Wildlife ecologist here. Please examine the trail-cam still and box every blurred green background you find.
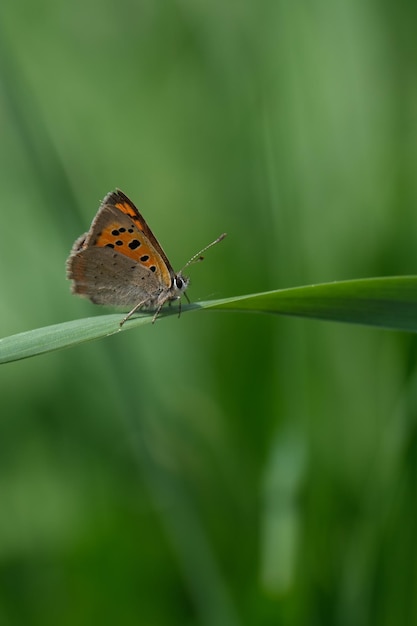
[1,1,417,625]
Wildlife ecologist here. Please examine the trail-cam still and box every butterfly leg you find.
[119,299,149,327]
[176,292,190,318]
[151,304,164,324]
[168,296,186,318]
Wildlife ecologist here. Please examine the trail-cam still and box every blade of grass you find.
[208,276,417,330]
[2,276,417,364]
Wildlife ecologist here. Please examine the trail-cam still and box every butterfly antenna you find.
[181,233,227,273]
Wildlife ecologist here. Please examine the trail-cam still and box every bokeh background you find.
[1,1,417,625]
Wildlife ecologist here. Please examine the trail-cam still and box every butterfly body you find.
[67,190,223,325]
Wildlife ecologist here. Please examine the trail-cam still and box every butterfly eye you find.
[175,277,183,289]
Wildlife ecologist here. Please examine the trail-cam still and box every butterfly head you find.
[170,272,190,301]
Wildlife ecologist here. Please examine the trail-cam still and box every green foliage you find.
[1,1,417,625]
[3,277,417,364]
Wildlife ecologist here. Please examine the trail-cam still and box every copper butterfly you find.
[67,189,226,325]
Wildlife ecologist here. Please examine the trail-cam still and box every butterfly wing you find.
[109,190,174,270]
[67,190,174,307]
[68,243,164,306]
[86,190,174,282]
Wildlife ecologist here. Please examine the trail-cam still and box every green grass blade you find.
[2,276,417,364]
[207,276,417,330]
[0,315,125,364]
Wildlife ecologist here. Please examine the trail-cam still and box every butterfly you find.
[67,189,226,326]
